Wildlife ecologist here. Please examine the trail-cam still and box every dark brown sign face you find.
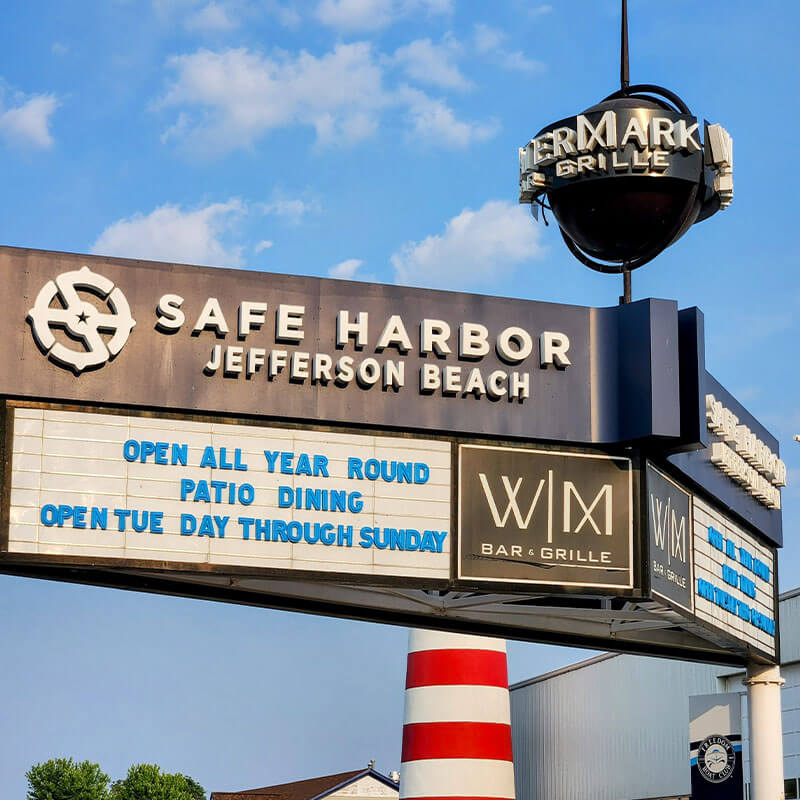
[458,444,633,589]
[0,246,684,445]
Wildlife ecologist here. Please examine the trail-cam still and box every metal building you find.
[510,589,800,800]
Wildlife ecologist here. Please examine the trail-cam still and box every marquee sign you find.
[0,246,785,667]
[6,407,451,580]
[644,462,778,660]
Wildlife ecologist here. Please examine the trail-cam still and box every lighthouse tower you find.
[400,629,516,800]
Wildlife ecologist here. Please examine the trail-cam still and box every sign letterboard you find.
[6,407,451,581]
[692,495,777,658]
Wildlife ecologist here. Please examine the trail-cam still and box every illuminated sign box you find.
[7,407,451,581]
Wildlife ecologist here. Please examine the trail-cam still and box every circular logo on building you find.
[697,735,736,783]
[27,266,136,374]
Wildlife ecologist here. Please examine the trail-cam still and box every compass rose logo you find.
[27,266,136,373]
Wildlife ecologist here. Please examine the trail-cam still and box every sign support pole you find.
[620,0,629,91]
[744,663,785,800]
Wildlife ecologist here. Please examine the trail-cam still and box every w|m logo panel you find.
[459,445,633,589]
[646,463,693,612]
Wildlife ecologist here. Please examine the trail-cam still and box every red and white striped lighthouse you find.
[400,629,515,800]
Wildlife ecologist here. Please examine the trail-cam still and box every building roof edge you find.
[509,652,620,692]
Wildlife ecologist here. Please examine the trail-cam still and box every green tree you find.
[109,763,205,800]
[26,757,110,800]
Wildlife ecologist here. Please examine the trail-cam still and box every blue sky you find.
[2,0,800,796]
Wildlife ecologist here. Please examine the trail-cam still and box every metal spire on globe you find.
[519,0,734,302]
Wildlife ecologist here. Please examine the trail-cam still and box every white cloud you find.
[529,4,553,17]
[316,0,452,32]
[51,42,68,56]
[401,88,498,148]
[160,111,190,144]
[153,0,183,14]
[185,2,238,30]
[473,23,546,74]
[254,239,274,252]
[153,0,180,16]
[473,23,503,54]
[0,91,59,149]
[264,0,301,27]
[261,197,316,224]
[392,37,470,91]
[154,0,245,32]
[91,199,246,266]
[500,51,546,74]
[158,44,389,149]
[317,0,394,30]
[156,0,301,29]
[328,258,364,279]
[158,44,497,151]
[391,200,544,290]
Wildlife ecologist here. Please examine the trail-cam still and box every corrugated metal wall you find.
[510,653,721,800]
[779,593,800,664]
[780,664,800,782]
[511,591,800,800]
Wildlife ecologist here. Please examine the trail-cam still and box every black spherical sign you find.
[519,88,733,273]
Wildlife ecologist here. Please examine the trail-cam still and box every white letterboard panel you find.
[692,495,777,657]
[7,407,451,580]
